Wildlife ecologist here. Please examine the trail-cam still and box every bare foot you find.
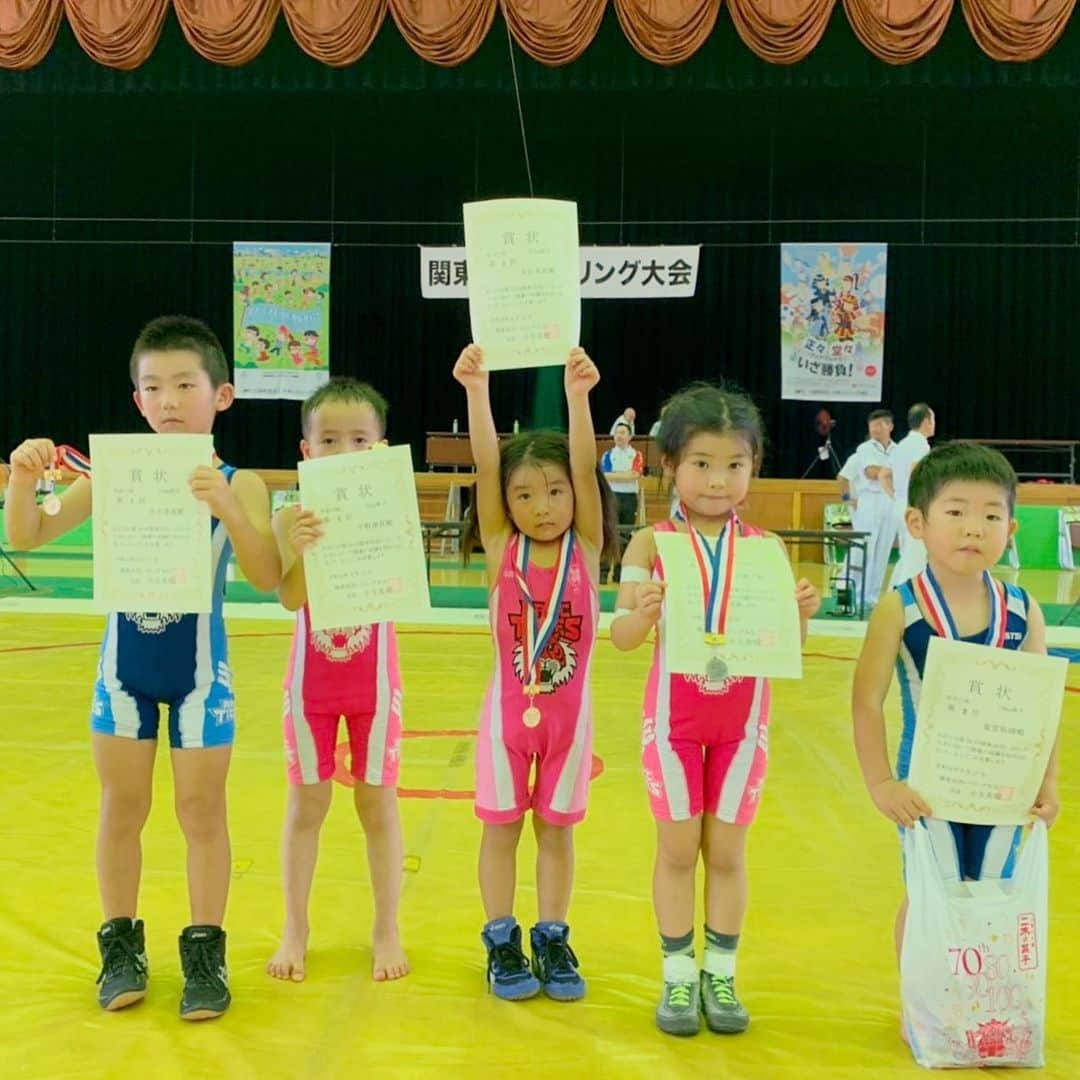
[266,929,308,982]
[372,932,409,981]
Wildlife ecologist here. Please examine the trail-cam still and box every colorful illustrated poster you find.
[233,242,331,400]
[780,243,887,402]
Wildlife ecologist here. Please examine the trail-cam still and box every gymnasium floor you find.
[2,592,1078,1079]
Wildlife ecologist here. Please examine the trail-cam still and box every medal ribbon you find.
[55,445,92,476]
[513,530,575,688]
[915,565,1006,647]
[680,504,737,641]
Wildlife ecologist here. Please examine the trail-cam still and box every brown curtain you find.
[843,0,952,64]
[726,0,835,64]
[502,0,605,66]
[962,0,1075,60]
[4,0,1080,70]
[387,0,497,66]
[172,0,280,65]
[64,1,169,69]
[0,0,62,69]
[282,0,386,65]
[612,0,720,65]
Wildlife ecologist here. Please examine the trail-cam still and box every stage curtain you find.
[502,0,606,66]
[386,0,497,66]
[1,1,1079,67]
[612,0,720,65]
[172,0,280,66]
[726,0,835,65]
[843,0,953,64]
[962,0,1075,60]
[0,0,62,69]
[282,0,386,66]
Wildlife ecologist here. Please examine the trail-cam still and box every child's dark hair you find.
[301,377,388,437]
[130,315,229,388]
[868,408,893,423]
[463,430,620,565]
[613,421,631,435]
[908,441,1017,515]
[655,382,764,473]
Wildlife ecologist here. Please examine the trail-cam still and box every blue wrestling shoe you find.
[481,917,541,1001]
[530,921,586,1001]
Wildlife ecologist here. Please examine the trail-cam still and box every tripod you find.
[801,435,843,479]
[0,543,35,591]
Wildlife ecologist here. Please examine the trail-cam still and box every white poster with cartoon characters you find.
[780,243,887,402]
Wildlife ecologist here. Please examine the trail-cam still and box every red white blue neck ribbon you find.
[513,530,575,687]
[680,504,737,642]
[56,445,91,476]
[915,565,1006,647]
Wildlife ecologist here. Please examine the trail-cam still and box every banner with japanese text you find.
[420,245,700,299]
[780,243,887,402]
[233,242,331,400]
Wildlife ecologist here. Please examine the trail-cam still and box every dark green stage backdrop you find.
[1,10,1077,478]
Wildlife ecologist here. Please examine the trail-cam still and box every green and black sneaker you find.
[96,917,148,1011]
[179,925,230,1021]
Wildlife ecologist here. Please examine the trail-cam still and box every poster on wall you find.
[232,242,331,400]
[780,243,887,402]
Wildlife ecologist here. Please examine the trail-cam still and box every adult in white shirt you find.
[851,409,897,606]
[838,433,872,605]
[882,402,935,587]
[610,407,636,436]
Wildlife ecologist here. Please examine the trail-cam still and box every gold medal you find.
[522,706,541,728]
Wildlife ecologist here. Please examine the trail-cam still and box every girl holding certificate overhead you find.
[453,344,618,1003]
[611,384,820,1038]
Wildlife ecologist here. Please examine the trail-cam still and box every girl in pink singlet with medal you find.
[611,384,820,1037]
[453,345,619,1003]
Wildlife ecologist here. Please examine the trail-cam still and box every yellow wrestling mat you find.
[2,613,1078,1079]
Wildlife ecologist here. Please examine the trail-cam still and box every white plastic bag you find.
[901,821,1048,1069]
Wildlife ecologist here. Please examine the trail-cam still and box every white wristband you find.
[619,565,651,584]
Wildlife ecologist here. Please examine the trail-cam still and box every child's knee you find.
[657,837,700,874]
[175,791,227,840]
[289,784,333,831]
[352,782,398,830]
[703,842,745,876]
[533,817,573,852]
[100,787,152,832]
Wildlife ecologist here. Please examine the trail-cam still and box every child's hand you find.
[634,581,665,626]
[288,509,324,556]
[564,348,599,396]
[453,345,487,389]
[189,465,239,519]
[870,778,932,828]
[1030,780,1059,828]
[795,578,821,620]
[9,438,57,482]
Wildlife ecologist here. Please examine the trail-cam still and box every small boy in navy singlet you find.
[853,442,1059,1011]
[4,316,281,1020]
